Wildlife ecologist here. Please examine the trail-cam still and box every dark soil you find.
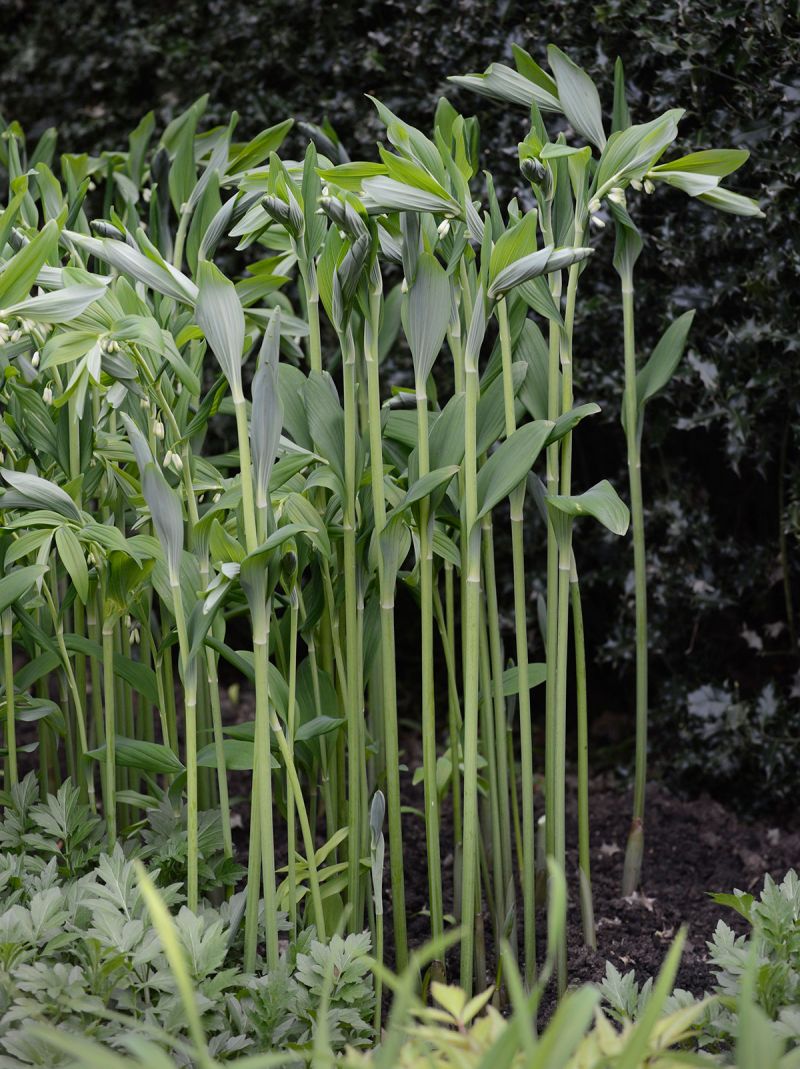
[226,697,799,1011]
[385,731,800,1013]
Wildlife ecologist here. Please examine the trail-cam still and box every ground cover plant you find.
[0,36,780,1068]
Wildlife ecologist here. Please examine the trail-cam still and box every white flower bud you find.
[31,351,40,368]
[212,492,221,503]
[644,179,655,195]
[590,214,606,230]
[140,396,151,409]
[175,382,182,395]
[401,277,408,294]
[608,187,626,206]
[130,627,140,646]
[152,419,165,440]
[124,615,132,630]
[588,196,601,215]
[10,330,21,343]
[164,449,174,468]
[437,218,451,238]
[322,185,330,196]
[88,181,96,192]
[42,385,53,404]
[142,187,152,203]
[338,229,346,239]
[631,179,643,192]
[171,452,184,474]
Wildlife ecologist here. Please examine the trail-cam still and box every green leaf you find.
[361,176,459,216]
[1,283,107,323]
[400,466,460,512]
[402,252,451,385]
[229,119,294,172]
[55,526,88,604]
[698,186,765,218]
[547,45,607,151]
[0,219,59,308]
[88,737,184,775]
[197,739,255,771]
[475,421,552,523]
[448,63,560,113]
[195,260,245,401]
[64,634,159,708]
[0,468,82,522]
[631,309,695,418]
[67,231,198,304]
[295,715,345,743]
[500,662,547,697]
[612,57,631,134]
[546,403,601,445]
[652,148,750,177]
[546,479,630,537]
[595,110,683,191]
[142,465,184,582]
[0,565,46,614]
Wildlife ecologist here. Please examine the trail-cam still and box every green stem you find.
[416,383,444,948]
[460,338,481,995]
[570,561,595,948]
[2,611,16,789]
[342,332,363,929]
[497,295,536,985]
[170,578,198,911]
[102,619,116,846]
[621,276,648,896]
[364,304,408,969]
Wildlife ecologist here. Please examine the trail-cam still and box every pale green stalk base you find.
[570,571,596,948]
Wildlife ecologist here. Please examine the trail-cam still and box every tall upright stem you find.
[460,327,481,995]
[342,333,363,928]
[497,296,536,985]
[571,560,595,948]
[364,305,408,968]
[621,276,648,895]
[416,384,444,948]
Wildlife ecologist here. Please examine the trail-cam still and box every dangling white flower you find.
[130,627,140,646]
[42,385,53,405]
[164,449,175,468]
[644,179,655,195]
[31,351,40,368]
[608,186,626,207]
[590,215,606,230]
[170,452,184,474]
[142,187,152,203]
[588,196,602,216]
[401,277,408,294]
[437,218,451,239]
[212,492,221,503]
[152,419,165,440]
[631,179,643,192]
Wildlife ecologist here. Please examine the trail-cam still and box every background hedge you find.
[2,0,798,812]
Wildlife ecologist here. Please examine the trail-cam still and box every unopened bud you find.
[42,385,53,404]
[164,449,174,468]
[401,277,408,294]
[644,179,655,195]
[212,492,221,503]
[437,218,451,239]
[152,419,165,440]
[31,351,40,368]
[590,214,606,230]
[608,187,626,206]
[130,627,140,645]
[322,185,330,196]
[142,187,152,203]
[10,330,21,343]
[588,196,601,215]
[171,452,184,474]
[631,179,643,192]
[140,396,151,409]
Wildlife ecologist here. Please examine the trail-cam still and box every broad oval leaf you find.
[547,45,607,151]
[195,260,245,401]
[475,420,552,523]
[546,479,630,536]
